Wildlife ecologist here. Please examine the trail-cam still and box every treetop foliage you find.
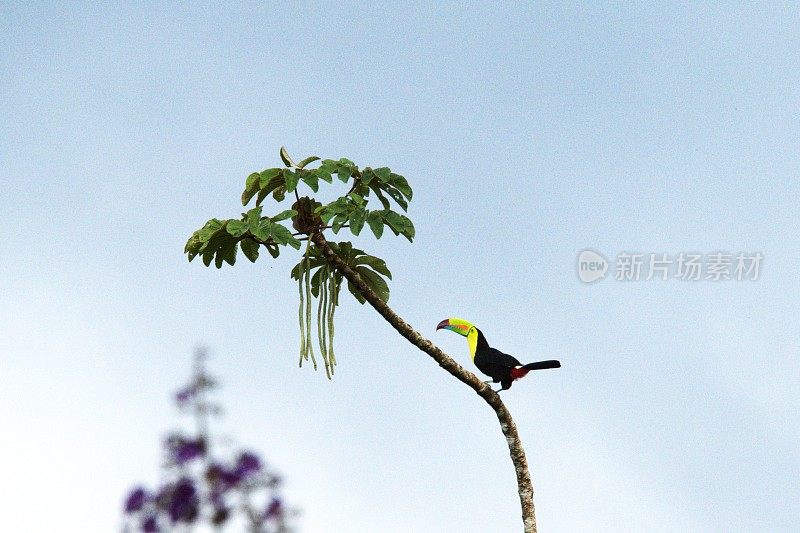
[185,147,414,268]
[185,148,415,377]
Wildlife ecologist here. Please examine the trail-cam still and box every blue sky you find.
[1,2,798,532]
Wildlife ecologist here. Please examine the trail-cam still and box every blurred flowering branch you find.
[122,348,295,532]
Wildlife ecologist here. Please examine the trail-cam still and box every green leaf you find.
[349,192,365,205]
[310,267,324,297]
[259,168,282,187]
[337,167,351,182]
[355,266,390,302]
[335,197,351,211]
[384,186,408,211]
[361,168,375,185]
[198,219,224,241]
[319,199,348,225]
[271,209,297,222]
[268,223,288,244]
[351,181,370,199]
[319,160,337,174]
[226,219,248,237]
[316,168,333,183]
[300,171,319,192]
[246,206,263,227]
[347,279,367,304]
[369,184,391,209]
[256,188,271,206]
[242,172,261,205]
[272,187,286,202]
[284,169,300,193]
[240,238,259,262]
[198,221,229,252]
[336,241,354,259]
[303,253,327,271]
[270,224,300,249]
[319,208,337,225]
[331,213,348,233]
[400,215,415,242]
[374,167,391,182]
[280,146,295,167]
[266,243,280,258]
[215,238,238,268]
[366,211,383,239]
[389,173,412,199]
[349,209,365,236]
[382,210,405,234]
[354,254,392,278]
[297,155,320,169]
[251,219,271,241]
[185,234,203,261]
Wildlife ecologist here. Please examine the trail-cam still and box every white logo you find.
[577,249,608,283]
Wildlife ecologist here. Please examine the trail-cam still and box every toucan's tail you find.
[510,360,561,380]
[522,360,561,371]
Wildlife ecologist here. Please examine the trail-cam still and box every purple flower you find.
[175,386,195,406]
[167,478,199,524]
[235,451,262,478]
[166,435,206,464]
[124,487,148,513]
[141,515,159,532]
[221,469,242,487]
[176,439,205,463]
[265,497,283,520]
[207,463,242,490]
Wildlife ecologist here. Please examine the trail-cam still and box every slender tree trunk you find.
[311,232,538,533]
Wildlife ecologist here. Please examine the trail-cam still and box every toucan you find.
[436,318,561,391]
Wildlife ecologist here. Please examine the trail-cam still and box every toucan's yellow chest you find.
[467,328,478,361]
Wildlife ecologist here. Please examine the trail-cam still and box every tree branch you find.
[311,232,537,533]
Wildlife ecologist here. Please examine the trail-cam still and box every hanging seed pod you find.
[304,253,316,370]
[298,260,306,366]
[292,245,352,378]
[318,269,331,378]
[297,240,317,370]
[327,273,338,367]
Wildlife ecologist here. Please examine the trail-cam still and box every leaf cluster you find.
[291,242,392,304]
[186,148,415,269]
[184,206,300,267]
[241,149,415,240]
[185,147,417,373]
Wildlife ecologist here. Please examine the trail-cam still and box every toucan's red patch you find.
[510,366,530,380]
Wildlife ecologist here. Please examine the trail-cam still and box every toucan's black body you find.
[474,329,561,391]
[436,318,561,390]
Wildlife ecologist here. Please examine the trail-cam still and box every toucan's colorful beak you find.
[436,317,474,337]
